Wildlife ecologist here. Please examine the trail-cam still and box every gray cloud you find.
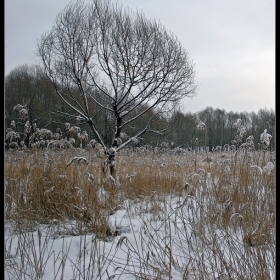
[5,0,275,113]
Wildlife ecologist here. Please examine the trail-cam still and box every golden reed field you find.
[5,146,275,279]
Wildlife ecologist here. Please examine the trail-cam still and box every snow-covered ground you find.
[5,190,275,280]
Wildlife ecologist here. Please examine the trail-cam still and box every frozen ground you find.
[5,192,275,280]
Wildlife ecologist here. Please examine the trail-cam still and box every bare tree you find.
[36,0,197,178]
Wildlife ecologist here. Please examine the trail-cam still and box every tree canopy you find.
[36,0,197,176]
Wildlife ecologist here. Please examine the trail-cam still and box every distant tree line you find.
[5,64,275,151]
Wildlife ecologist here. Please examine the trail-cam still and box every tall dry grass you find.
[5,146,275,279]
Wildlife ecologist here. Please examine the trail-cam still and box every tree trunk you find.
[107,147,117,179]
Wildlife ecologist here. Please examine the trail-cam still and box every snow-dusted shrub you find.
[47,139,73,149]
[173,147,187,155]
[131,137,139,145]
[233,118,247,146]
[160,141,169,149]
[31,139,47,149]
[33,128,53,141]
[213,145,222,152]
[5,130,21,144]
[10,120,16,129]
[263,162,274,175]
[23,121,31,134]
[113,137,122,147]
[77,131,89,148]
[7,141,19,149]
[223,144,230,152]
[13,104,28,119]
[68,126,81,138]
[195,118,206,130]
[260,129,272,151]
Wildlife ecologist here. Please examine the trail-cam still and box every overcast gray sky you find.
[5,0,275,114]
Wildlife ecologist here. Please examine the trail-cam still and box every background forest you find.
[5,64,275,152]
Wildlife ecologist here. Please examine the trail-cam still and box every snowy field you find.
[5,146,275,279]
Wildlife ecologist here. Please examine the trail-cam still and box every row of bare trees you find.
[5,64,275,151]
[167,107,275,151]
